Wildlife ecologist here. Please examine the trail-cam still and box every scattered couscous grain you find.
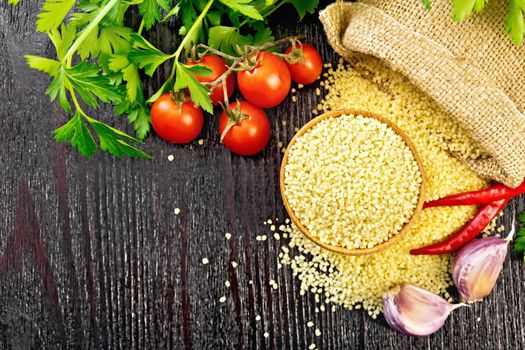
[225,280,231,288]
[292,95,297,103]
[263,332,269,338]
[201,258,209,265]
[284,113,422,249]
[315,329,321,337]
[307,321,314,327]
[198,139,204,146]
[174,208,181,215]
[231,261,238,269]
[256,315,261,321]
[167,155,174,161]
[278,57,489,316]
[219,296,227,303]
[225,232,231,240]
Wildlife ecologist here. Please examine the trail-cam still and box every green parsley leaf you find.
[284,0,319,20]
[128,34,171,76]
[178,1,205,49]
[139,0,172,30]
[89,118,152,159]
[66,62,124,107]
[121,64,142,103]
[48,23,76,61]
[219,0,263,20]
[24,55,61,77]
[108,54,130,72]
[53,113,98,157]
[126,104,151,140]
[8,0,21,4]
[252,27,274,46]
[506,0,525,45]
[452,0,487,22]
[173,63,213,113]
[78,26,133,59]
[208,26,252,56]
[206,11,223,26]
[47,67,72,113]
[518,211,525,223]
[514,211,525,256]
[36,0,76,33]
[422,0,432,11]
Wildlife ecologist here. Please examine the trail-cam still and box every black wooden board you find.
[1,1,524,349]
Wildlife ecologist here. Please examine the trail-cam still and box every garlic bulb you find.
[452,219,515,303]
[383,283,464,336]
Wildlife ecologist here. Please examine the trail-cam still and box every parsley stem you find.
[137,19,145,35]
[155,0,214,96]
[172,0,215,63]
[64,0,120,67]
[69,87,89,120]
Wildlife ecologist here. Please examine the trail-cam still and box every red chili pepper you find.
[410,198,509,255]
[424,180,525,208]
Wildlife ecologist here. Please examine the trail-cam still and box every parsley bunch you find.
[12,0,319,158]
[423,0,525,45]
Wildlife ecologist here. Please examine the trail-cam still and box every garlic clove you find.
[383,283,463,336]
[452,237,509,303]
[452,217,515,303]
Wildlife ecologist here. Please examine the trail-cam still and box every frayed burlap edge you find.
[320,2,525,188]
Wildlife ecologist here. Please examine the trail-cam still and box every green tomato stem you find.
[64,0,120,67]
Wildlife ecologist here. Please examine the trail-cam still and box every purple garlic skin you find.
[383,283,462,337]
[452,236,509,303]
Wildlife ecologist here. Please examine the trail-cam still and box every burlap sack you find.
[319,0,525,188]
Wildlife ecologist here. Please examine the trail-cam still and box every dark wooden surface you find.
[1,1,525,349]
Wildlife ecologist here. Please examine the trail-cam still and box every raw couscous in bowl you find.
[280,109,426,255]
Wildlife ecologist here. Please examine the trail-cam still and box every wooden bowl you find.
[280,109,426,256]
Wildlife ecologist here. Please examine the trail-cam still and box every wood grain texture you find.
[0,1,524,349]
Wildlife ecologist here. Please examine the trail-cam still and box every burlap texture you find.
[319,0,525,188]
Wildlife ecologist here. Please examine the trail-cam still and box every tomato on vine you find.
[150,93,203,144]
[237,52,291,108]
[186,54,235,106]
[219,101,271,156]
[285,43,323,85]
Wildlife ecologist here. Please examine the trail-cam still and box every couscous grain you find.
[278,57,489,315]
[284,114,422,249]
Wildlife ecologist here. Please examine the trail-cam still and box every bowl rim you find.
[279,109,427,256]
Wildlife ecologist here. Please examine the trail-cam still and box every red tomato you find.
[237,52,291,108]
[219,101,271,156]
[150,93,203,144]
[285,43,323,85]
[186,54,235,106]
